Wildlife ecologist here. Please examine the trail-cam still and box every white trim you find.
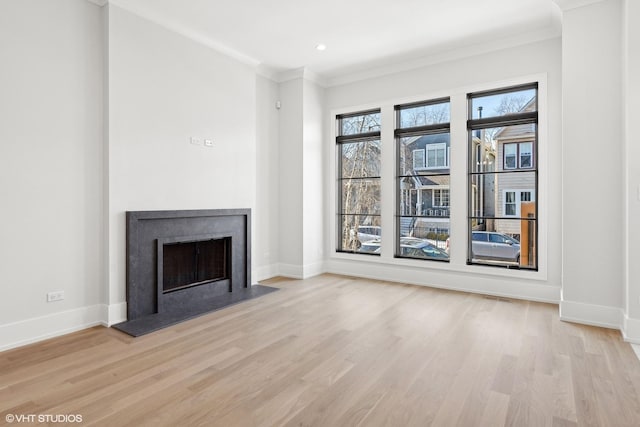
[552,0,607,12]
[325,31,560,88]
[302,261,327,279]
[277,263,304,279]
[275,67,328,87]
[413,148,425,169]
[277,262,327,280]
[559,299,623,330]
[425,142,448,169]
[0,305,107,352]
[254,264,279,283]
[107,1,261,69]
[86,0,108,6]
[622,315,640,344]
[327,258,559,303]
[107,302,127,326]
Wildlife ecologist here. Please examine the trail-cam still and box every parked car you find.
[358,237,448,260]
[359,239,382,254]
[471,231,520,263]
[355,226,382,243]
[398,237,449,260]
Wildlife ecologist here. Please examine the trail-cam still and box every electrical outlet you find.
[47,290,64,302]
[204,139,213,147]
[190,137,202,146]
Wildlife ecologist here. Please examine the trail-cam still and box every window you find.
[413,149,425,169]
[504,144,517,169]
[504,190,536,217]
[520,142,533,168]
[468,83,538,270]
[433,189,450,207]
[336,110,381,254]
[396,98,450,261]
[505,191,517,216]
[426,143,448,168]
[504,142,534,169]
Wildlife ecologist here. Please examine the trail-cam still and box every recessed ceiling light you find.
[315,44,327,51]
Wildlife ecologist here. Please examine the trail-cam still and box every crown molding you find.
[552,0,606,11]
[272,67,328,87]
[324,25,561,88]
[107,0,260,68]
[86,0,108,6]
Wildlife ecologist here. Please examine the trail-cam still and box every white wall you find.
[302,79,325,276]
[0,0,105,350]
[277,79,304,274]
[107,5,257,322]
[255,75,280,281]
[624,0,640,335]
[324,38,563,302]
[560,0,623,325]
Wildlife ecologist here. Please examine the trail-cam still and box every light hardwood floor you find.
[2,274,640,426]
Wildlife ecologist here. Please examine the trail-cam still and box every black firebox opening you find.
[162,237,231,293]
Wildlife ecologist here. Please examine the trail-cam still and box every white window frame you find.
[425,143,448,169]
[503,189,536,217]
[432,188,450,207]
[504,142,534,170]
[504,144,517,170]
[413,149,425,169]
[519,142,533,168]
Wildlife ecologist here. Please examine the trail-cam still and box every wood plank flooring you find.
[2,274,640,426]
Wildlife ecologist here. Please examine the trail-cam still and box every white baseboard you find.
[622,315,640,344]
[277,262,327,280]
[302,261,327,279]
[254,264,279,283]
[559,299,623,330]
[107,302,127,326]
[0,304,107,352]
[327,258,560,303]
[277,263,303,279]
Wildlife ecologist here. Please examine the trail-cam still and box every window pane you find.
[470,87,536,119]
[399,177,449,217]
[399,134,450,175]
[340,180,381,215]
[398,236,449,261]
[412,149,425,169]
[398,101,450,128]
[470,124,536,173]
[504,144,517,169]
[340,140,381,178]
[520,142,533,168]
[469,219,536,269]
[470,172,536,219]
[338,215,381,253]
[340,112,381,136]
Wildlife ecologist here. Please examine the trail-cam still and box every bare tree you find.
[340,115,381,251]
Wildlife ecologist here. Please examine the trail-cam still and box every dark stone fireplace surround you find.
[112,209,277,336]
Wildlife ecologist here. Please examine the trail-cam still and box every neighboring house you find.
[493,98,536,239]
[470,132,497,224]
[400,133,452,237]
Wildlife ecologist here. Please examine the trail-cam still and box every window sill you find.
[329,250,548,282]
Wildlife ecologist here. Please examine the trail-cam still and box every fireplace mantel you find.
[113,209,276,336]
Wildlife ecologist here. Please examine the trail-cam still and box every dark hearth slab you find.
[112,285,278,337]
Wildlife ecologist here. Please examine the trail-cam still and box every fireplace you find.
[112,209,277,337]
[160,236,231,294]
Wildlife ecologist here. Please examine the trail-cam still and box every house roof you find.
[415,175,450,187]
[403,133,450,150]
[494,96,536,141]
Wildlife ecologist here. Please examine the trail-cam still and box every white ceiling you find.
[108,0,562,82]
